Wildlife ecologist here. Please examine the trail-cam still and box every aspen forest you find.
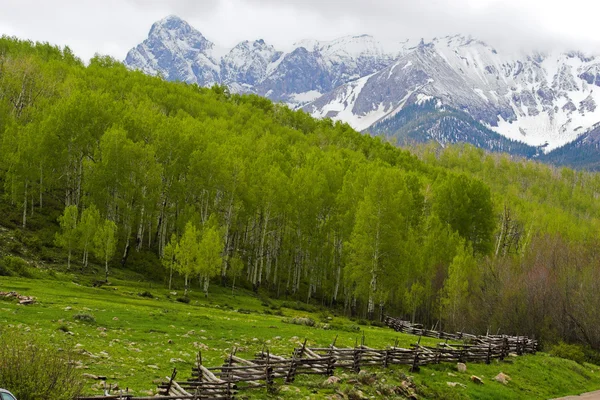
[3,36,600,352]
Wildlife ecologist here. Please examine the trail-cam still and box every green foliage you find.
[549,342,587,364]
[0,255,31,277]
[3,37,600,350]
[54,205,78,269]
[0,328,84,400]
[93,219,117,281]
[72,312,96,324]
[282,317,316,327]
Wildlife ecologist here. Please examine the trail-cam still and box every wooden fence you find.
[77,315,538,400]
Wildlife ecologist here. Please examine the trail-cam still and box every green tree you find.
[55,205,79,270]
[162,234,177,290]
[93,219,117,282]
[441,242,481,331]
[197,215,224,297]
[433,174,495,254]
[228,256,244,296]
[175,222,201,296]
[78,204,100,270]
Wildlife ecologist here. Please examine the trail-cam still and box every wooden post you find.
[486,343,492,365]
[196,351,203,382]
[410,349,420,373]
[265,350,275,394]
[166,368,177,394]
[352,347,361,373]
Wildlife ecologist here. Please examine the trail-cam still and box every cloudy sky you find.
[1,0,599,61]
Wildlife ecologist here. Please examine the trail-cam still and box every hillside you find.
[2,274,600,398]
[3,36,600,397]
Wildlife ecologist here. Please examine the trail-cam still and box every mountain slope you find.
[541,122,600,170]
[304,36,600,152]
[370,100,539,157]
[124,16,600,166]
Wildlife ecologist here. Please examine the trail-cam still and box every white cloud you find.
[0,0,598,62]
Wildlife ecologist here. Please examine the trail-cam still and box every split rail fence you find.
[76,315,537,400]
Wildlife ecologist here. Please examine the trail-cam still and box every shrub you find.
[0,328,84,400]
[73,312,96,324]
[0,255,32,277]
[176,296,191,304]
[282,317,316,327]
[281,301,318,313]
[549,342,586,364]
[370,320,386,328]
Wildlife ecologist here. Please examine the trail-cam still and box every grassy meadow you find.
[2,271,600,399]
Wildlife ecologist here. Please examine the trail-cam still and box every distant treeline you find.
[2,37,600,350]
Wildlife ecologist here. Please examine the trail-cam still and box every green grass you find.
[1,273,600,399]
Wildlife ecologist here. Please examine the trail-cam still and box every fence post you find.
[410,349,420,373]
[166,368,177,394]
[352,347,361,373]
[486,343,492,365]
[266,350,275,394]
[196,351,203,382]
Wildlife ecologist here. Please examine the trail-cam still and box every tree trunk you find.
[22,181,27,228]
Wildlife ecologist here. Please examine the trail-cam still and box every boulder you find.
[470,375,484,384]
[457,362,467,372]
[494,372,511,385]
[324,376,341,385]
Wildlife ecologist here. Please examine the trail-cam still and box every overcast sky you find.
[1,0,599,61]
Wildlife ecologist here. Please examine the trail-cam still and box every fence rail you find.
[77,315,537,400]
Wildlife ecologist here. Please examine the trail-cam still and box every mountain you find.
[370,100,539,157]
[541,122,600,170]
[305,36,600,153]
[125,15,399,108]
[125,15,224,86]
[125,16,600,166]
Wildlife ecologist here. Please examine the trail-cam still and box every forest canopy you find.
[2,37,600,349]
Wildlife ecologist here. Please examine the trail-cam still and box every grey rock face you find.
[125,15,220,86]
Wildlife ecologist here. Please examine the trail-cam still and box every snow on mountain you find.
[125,15,223,86]
[125,17,600,155]
[125,18,400,107]
[221,39,281,87]
[305,35,600,151]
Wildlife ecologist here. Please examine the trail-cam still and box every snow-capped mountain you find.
[305,36,600,151]
[125,15,400,107]
[126,15,225,86]
[125,16,600,160]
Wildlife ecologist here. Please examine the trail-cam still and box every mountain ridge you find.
[124,15,600,165]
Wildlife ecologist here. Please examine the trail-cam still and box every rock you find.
[147,364,160,370]
[470,375,484,384]
[64,306,72,311]
[457,362,467,372]
[494,372,511,385]
[324,376,341,385]
[97,327,107,331]
[447,372,456,377]
[112,317,119,321]
[83,373,99,379]
[447,381,467,388]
